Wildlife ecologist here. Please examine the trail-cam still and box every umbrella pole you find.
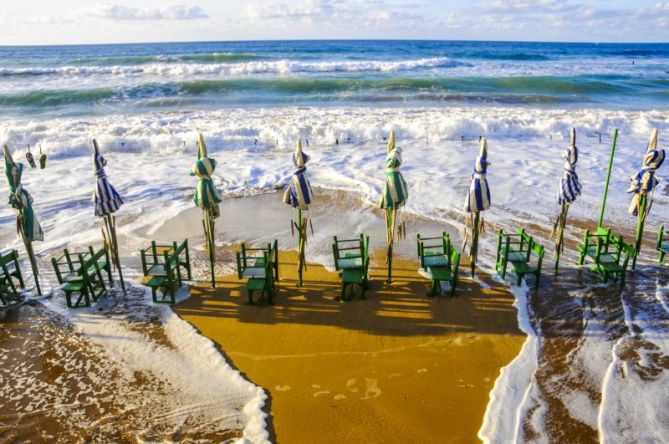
[470,212,480,277]
[104,214,125,290]
[386,209,395,283]
[204,210,216,288]
[554,202,568,275]
[23,238,41,296]
[598,129,619,228]
[297,208,304,287]
[632,195,647,270]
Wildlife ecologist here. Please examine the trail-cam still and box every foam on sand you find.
[39,287,269,443]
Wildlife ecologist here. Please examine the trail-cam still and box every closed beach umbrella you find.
[379,129,408,283]
[463,138,491,277]
[3,145,43,295]
[283,139,314,286]
[191,133,222,287]
[552,128,582,274]
[92,140,125,290]
[627,129,665,269]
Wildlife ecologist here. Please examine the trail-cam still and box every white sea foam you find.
[0,57,458,79]
[41,287,269,443]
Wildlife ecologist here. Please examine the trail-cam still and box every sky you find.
[0,0,667,45]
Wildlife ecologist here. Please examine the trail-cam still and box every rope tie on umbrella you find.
[627,149,664,217]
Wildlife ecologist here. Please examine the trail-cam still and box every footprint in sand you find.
[275,385,291,392]
[334,394,346,400]
[313,391,331,397]
[312,384,321,389]
[361,378,382,400]
[417,368,428,374]
[346,379,359,393]
[388,373,401,379]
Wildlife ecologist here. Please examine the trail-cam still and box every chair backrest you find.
[0,250,19,268]
[332,234,367,269]
[417,232,452,268]
[450,248,460,276]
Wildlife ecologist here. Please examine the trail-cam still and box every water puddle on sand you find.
[0,286,263,443]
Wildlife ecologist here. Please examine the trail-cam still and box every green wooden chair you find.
[0,250,24,305]
[658,226,669,264]
[416,233,460,296]
[236,240,279,305]
[52,247,109,308]
[576,226,631,284]
[140,239,191,304]
[597,243,635,285]
[332,234,370,301]
[496,229,544,288]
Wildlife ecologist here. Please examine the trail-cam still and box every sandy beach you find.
[176,249,525,443]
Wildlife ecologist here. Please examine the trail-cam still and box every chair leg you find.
[151,287,158,304]
[516,273,522,287]
[660,251,666,264]
[535,271,541,289]
[248,288,254,305]
[430,280,437,297]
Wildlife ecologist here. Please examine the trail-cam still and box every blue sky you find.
[0,0,667,45]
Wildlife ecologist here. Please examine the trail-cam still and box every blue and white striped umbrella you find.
[283,140,313,210]
[464,138,491,213]
[92,141,123,217]
[557,128,582,205]
[627,129,665,216]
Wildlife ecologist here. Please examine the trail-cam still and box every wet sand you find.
[176,250,525,443]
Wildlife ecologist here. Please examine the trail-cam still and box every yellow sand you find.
[175,251,524,443]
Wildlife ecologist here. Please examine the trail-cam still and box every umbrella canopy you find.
[379,130,408,211]
[283,140,313,210]
[191,134,222,218]
[627,129,664,216]
[557,129,582,206]
[552,129,581,273]
[93,141,123,217]
[464,139,491,214]
[4,145,43,242]
[627,129,665,268]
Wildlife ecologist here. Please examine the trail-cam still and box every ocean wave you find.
[0,75,656,108]
[463,51,550,61]
[70,52,259,65]
[0,57,462,78]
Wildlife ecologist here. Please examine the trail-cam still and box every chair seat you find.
[247,278,268,290]
[64,272,83,282]
[144,275,166,288]
[242,268,266,279]
[660,242,669,253]
[512,262,536,275]
[423,255,448,268]
[338,257,363,270]
[507,251,527,263]
[148,264,166,276]
[598,253,618,264]
[63,281,85,292]
[429,266,452,281]
[342,268,366,284]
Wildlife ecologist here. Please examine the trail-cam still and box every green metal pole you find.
[23,240,41,296]
[471,212,480,277]
[297,208,303,287]
[554,202,567,275]
[598,129,619,228]
[386,209,393,283]
[107,215,125,290]
[632,195,647,270]
[205,210,216,288]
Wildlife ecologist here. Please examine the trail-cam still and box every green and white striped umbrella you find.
[4,145,43,242]
[191,134,222,218]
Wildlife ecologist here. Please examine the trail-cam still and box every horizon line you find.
[1,37,668,48]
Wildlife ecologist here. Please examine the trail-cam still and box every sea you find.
[1,40,668,442]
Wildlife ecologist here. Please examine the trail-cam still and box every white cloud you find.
[83,4,209,21]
